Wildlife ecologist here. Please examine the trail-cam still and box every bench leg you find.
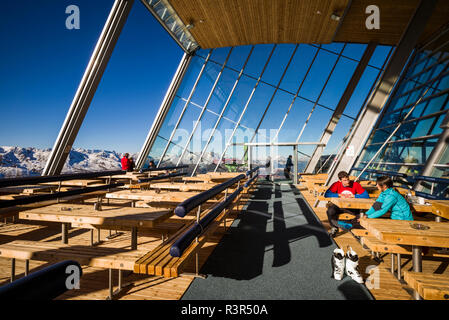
[397,254,401,280]
[62,223,69,244]
[25,260,29,276]
[106,230,123,240]
[11,258,15,283]
[107,269,133,300]
[131,227,137,250]
[391,254,395,274]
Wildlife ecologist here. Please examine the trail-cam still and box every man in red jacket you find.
[324,171,370,237]
[121,153,130,171]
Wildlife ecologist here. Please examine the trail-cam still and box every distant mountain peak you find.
[0,146,138,178]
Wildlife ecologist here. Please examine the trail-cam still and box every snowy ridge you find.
[0,146,138,178]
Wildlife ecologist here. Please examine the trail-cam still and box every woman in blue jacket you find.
[364,176,413,221]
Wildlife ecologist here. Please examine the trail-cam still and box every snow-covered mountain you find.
[0,146,138,178]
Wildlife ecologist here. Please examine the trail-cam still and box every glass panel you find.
[342,43,367,61]
[318,57,358,109]
[243,44,275,79]
[254,90,295,142]
[239,83,276,129]
[261,44,296,86]
[206,68,239,114]
[189,60,221,107]
[203,118,235,159]
[226,45,253,71]
[276,98,315,143]
[209,47,232,65]
[222,75,257,123]
[170,104,201,147]
[144,135,167,168]
[320,43,344,55]
[344,66,381,117]
[158,96,185,139]
[299,107,333,142]
[280,44,318,94]
[298,50,339,102]
[175,55,207,99]
[369,45,392,69]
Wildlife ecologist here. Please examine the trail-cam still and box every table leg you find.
[412,246,422,300]
[131,227,137,250]
[62,223,69,244]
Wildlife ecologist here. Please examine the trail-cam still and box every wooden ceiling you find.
[167,0,449,49]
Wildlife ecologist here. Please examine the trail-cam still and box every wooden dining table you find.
[431,200,449,221]
[319,197,434,213]
[360,218,449,299]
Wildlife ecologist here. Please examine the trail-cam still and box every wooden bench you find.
[404,271,449,300]
[360,236,449,280]
[0,240,144,299]
[133,178,255,278]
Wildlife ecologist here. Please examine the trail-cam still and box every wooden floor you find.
[2,182,448,300]
[0,204,242,300]
[298,185,449,300]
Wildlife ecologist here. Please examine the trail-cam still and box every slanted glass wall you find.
[144,42,392,175]
[353,37,449,186]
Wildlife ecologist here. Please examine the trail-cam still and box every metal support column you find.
[304,42,377,173]
[412,246,423,300]
[136,52,193,169]
[43,0,134,175]
[326,0,437,184]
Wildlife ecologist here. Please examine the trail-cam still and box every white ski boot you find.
[332,248,345,280]
[345,247,364,284]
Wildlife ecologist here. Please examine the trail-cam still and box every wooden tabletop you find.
[431,200,449,220]
[105,190,201,204]
[19,203,172,228]
[319,197,434,213]
[360,218,449,248]
[149,182,222,192]
[40,179,105,187]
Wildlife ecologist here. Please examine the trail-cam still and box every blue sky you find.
[0,0,182,153]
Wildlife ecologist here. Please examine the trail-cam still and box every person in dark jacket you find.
[128,157,135,172]
[265,157,271,181]
[325,171,370,237]
[284,155,293,179]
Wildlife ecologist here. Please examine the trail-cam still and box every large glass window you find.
[145,42,391,175]
[353,38,449,183]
